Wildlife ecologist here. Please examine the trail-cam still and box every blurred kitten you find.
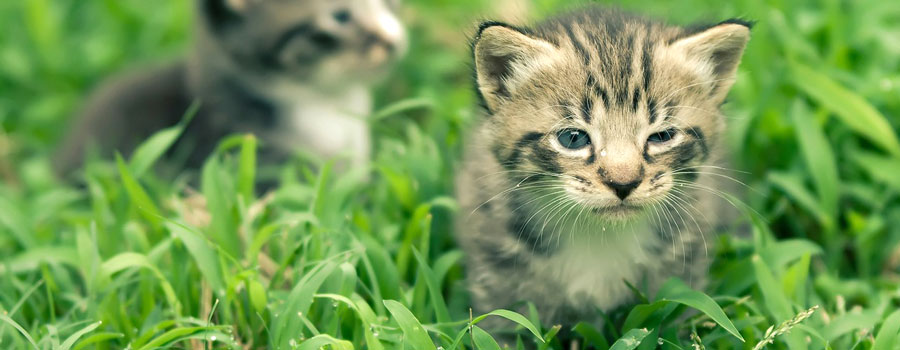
[55,0,406,178]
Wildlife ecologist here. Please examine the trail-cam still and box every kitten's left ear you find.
[473,22,559,113]
[671,20,752,100]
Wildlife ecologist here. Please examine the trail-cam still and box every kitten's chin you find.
[589,204,646,222]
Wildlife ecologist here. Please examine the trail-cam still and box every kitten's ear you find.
[201,0,250,29]
[671,20,752,100]
[474,22,558,112]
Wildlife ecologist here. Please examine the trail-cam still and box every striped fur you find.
[456,5,750,336]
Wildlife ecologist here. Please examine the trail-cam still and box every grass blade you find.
[383,300,437,350]
[115,153,161,226]
[128,101,199,178]
[609,328,652,350]
[166,222,226,294]
[0,313,40,350]
[472,325,502,350]
[790,100,839,220]
[873,309,900,350]
[789,60,900,156]
[656,278,744,341]
[298,334,354,350]
[411,247,452,324]
[59,321,103,350]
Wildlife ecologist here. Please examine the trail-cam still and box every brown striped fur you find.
[456,5,750,338]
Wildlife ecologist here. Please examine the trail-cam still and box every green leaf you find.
[298,334,354,350]
[609,328,652,350]
[370,97,434,122]
[790,99,839,219]
[822,309,880,341]
[59,321,102,350]
[873,309,900,350]
[0,313,40,350]
[115,153,161,225]
[751,255,793,320]
[768,171,830,227]
[72,333,124,350]
[248,278,268,314]
[789,60,900,156]
[272,260,339,348]
[128,101,199,178]
[237,134,257,201]
[383,300,437,350]
[759,239,823,270]
[166,222,225,294]
[573,322,609,350]
[655,279,744,341]
[472,326,503,350]
[411,247,452,324]
[100,252,180,316]
[853,151,900,191]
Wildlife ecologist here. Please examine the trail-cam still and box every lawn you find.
[1,0,900,349]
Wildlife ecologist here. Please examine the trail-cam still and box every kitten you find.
[54,0,406,178]
[456,6,750,333]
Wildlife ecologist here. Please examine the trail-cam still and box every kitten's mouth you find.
[591,203,643,216]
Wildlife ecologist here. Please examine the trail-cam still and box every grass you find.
[1,0,900,349]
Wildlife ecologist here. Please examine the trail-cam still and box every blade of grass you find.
[0,313,40,350]
[115,153,161,226]
[790,100,839,222]
[383,300,437,350]
[298,334,354,350]
[166,222,225,295]
[609,328,652,350]
[873,309,900,350]
[129,101,199,178]
[789,60,900,157]
[59,321,102,350]
[656,278,744,341]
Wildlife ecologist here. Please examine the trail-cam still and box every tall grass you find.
[1,0,899,349]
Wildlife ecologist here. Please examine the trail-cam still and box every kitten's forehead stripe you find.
[563,24,592,66]
[580,94,593,123]
[648,99,658,124]
[641,39,653,93]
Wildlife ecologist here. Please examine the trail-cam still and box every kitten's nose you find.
[604,180,641,200]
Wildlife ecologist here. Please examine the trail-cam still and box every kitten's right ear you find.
[201,0,249,30]
[473,22,558,112]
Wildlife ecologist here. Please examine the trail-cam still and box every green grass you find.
[2,0,900,349]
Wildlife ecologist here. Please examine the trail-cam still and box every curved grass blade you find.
[166,221,225,294]
[789,61,900,156]
[609,328,651,350]
[383,300,437,350]
[656,278,744,341]
[0,313,40,350]
[129,101,199,178]
[472,326,502,350]
[873,309,900,350]
[59,321,102,350]
[298,334,354,350]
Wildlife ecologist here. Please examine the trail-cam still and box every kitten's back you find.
[54,62,192,177]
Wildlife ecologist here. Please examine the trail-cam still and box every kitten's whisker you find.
[670,170,760,195]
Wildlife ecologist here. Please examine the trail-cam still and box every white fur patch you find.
[261,79,372,166]
[530,219,656,310]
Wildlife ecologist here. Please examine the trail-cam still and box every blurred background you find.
[1,0,900,349]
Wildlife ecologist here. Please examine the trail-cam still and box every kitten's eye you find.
[648,129,678,144]
[556,129,591,149]
[333,9,352,24]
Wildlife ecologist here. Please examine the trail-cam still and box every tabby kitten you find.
[456,6,750,332]
[55,0,406,177]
